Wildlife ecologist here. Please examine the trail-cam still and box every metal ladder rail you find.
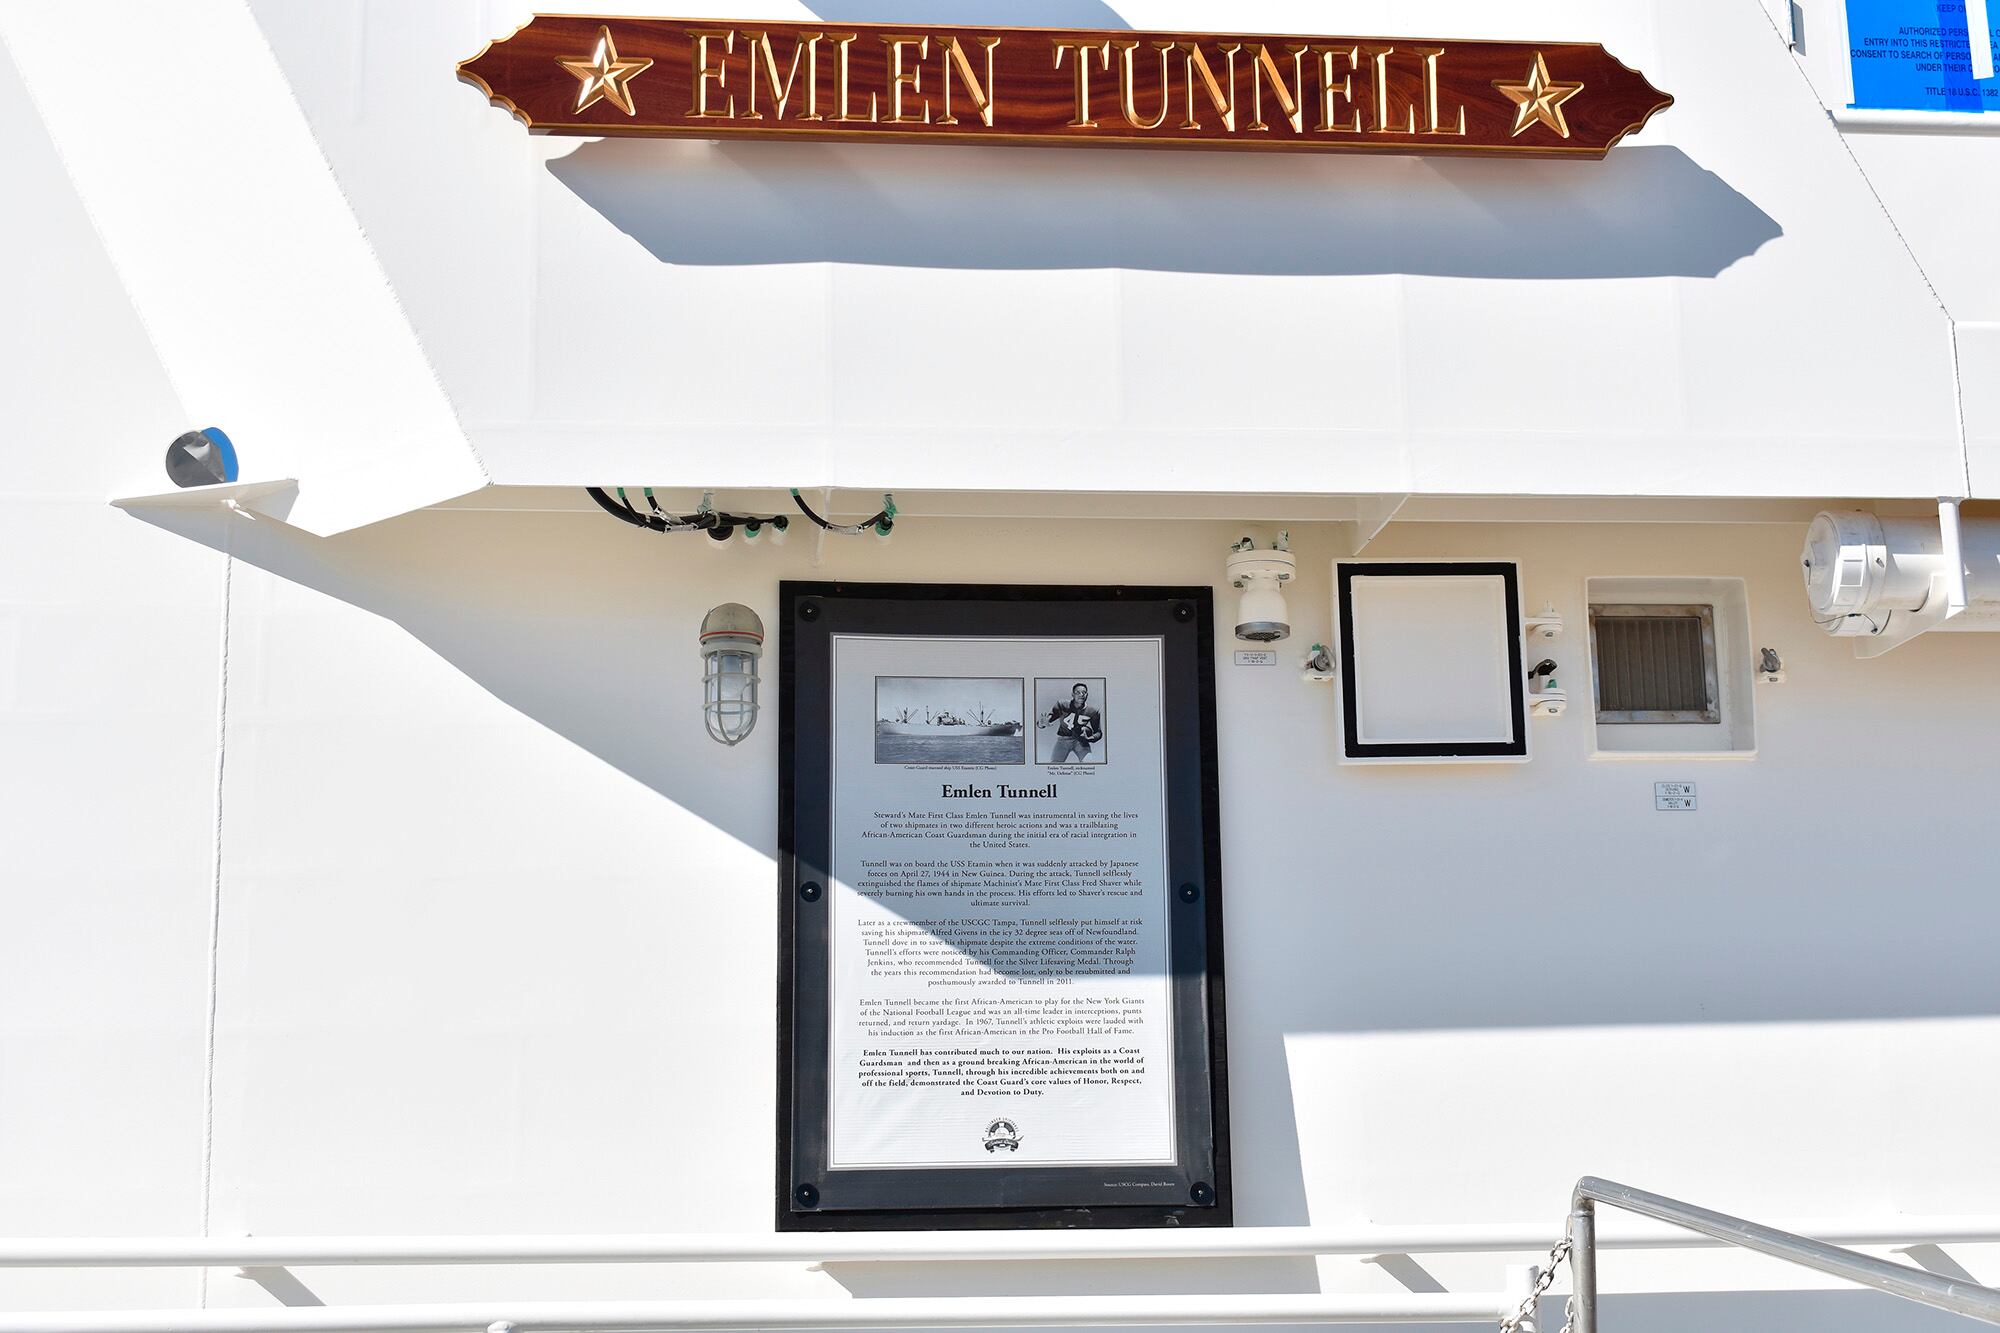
[1569,1177,2000,1332]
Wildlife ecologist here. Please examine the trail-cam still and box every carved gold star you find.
[1492,53,1584,139]
[559,25,652,116]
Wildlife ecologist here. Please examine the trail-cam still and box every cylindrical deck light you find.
[701,603,764,746]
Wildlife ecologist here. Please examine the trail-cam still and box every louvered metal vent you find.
[1590,604,1720,724]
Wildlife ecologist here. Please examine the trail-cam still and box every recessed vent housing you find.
[1589,605,1720,724]
[1585,577,1755,759]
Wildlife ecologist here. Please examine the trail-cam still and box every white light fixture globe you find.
[1226,539,1295,642]
[700,603,764,746]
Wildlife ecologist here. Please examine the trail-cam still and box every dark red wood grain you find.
[460,16,1671,160]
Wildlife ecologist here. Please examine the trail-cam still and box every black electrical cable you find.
[587,485,661,530]
[789,488,894,535]
[585,486,793,537]
[588,486,711,531]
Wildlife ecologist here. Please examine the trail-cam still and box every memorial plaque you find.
[778,583,1228,1230]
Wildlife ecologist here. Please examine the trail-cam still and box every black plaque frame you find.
[777,582,1230,1231]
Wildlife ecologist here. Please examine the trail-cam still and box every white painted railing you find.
[0,1292,1514,1333]
[1566,1180,2000,1333]
[5,1217,1998,1267]
[3,1215,1997,1333]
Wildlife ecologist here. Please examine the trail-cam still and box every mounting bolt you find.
[800,881,823,903]
[1178,883,1200,904]
[1173,602,1195,623]
[1190,1181,1214,1205]
[796,1183,820,1209]
[798,600,821,622]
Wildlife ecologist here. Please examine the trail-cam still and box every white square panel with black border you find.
[1334,561,1528,763]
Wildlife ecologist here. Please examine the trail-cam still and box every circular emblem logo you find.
[982,1118,1021,1152]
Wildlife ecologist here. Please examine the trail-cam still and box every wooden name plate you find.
[460,16,1672,159]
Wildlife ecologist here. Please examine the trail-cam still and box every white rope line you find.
[197,545,233,1309]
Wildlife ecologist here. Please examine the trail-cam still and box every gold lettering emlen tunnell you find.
[1082,36,1465,136]
[672,30,1465,139]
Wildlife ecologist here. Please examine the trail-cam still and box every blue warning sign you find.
[1846,0,2000,111]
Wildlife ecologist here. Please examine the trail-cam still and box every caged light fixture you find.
[582,489,899,748]
[701,603,765,746]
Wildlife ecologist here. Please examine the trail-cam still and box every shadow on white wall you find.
[547,141,1780,278]
[117,506,2000,1254]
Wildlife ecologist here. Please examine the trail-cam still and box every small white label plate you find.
[1654,781,1697,811]
[1234,650,1278,666]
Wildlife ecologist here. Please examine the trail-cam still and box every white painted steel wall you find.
[0,36,224,1315]
[9,480,2000,1318]
[7,372,2000,1317]
[0,0,488,535]
[1783,0,2000,496]
[244,0,1962,501]
[5,0,1979,520]
[6,7,2000,1332]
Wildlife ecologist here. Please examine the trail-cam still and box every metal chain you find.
[1499,1236,1573,1333]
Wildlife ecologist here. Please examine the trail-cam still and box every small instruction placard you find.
[1233,650,1278,666]
[1654,781,1698,811]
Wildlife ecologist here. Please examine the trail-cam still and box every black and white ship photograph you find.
[874,676,1025,765]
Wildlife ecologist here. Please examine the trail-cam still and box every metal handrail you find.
[5,1194,1999,1333]
[1569,1177,2000,1332]
[0,1291,1515,1333]
[6,1215,2000,1268]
